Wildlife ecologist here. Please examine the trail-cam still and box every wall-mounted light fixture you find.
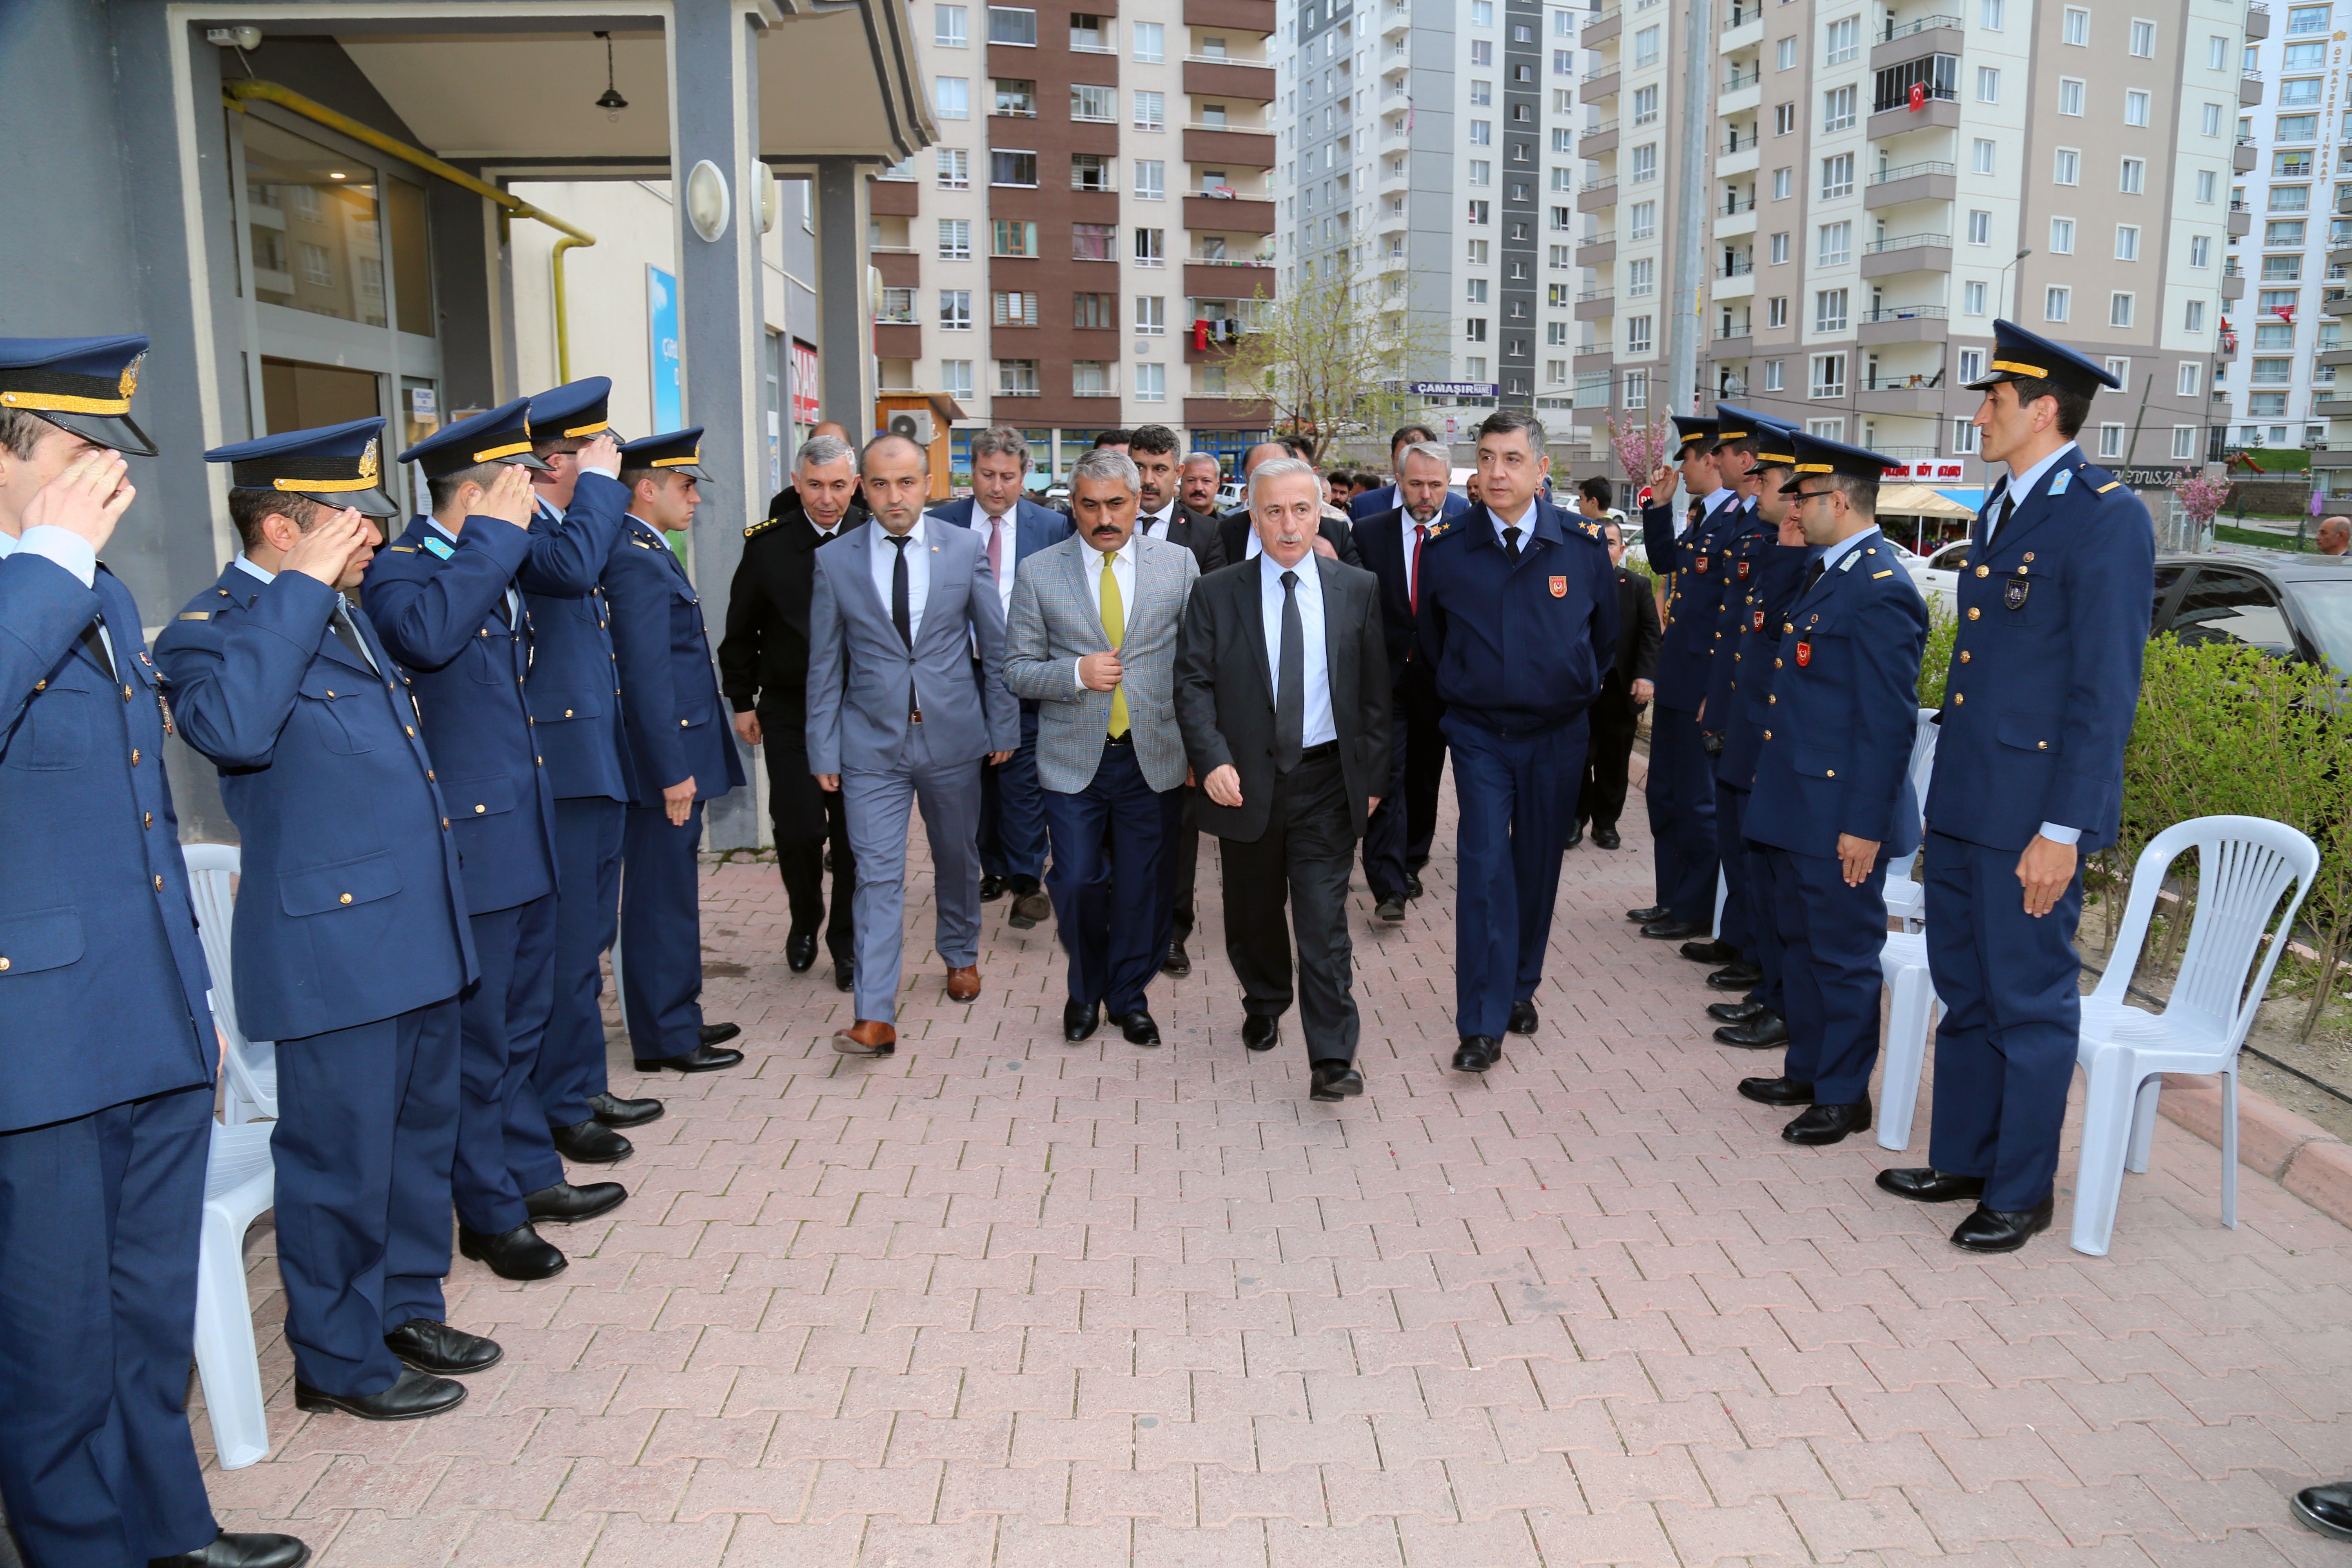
[686,160,731,242]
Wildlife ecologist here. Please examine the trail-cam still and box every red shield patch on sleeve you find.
[1548,575,1567,597]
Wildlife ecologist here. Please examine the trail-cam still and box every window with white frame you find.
[2115,225,2140,261]
[1976,67,2000,103]
[2177,361,2202,396]
[1071,83,1116,120]
[2109,292,2134,327]
[1972,139,1996,175]
[1773,167,1792,200]
[1777,36,1797,69]
[2201,102,2223,137]
[1773,102,1795,135]
[1133,89,1165,130]
[2054,148,2080,185]
[2171,426,2196,460]
[1135,363,1166,401]
[1958,348,1985,382]
[939,218,973,258]
[1770,231,1790,264]
[1134,296,1165,334]
[2185,299,2206,331]
[1811,353,1846,398]
[1072,361,1113,396]
[1806,418,1846,438]
[2129,18,2154,56]
[1768,296,1789,327]
[2058,78,2087,117]
[2049,217,2076,254]
[1134,160,1164,199]
[1764,359,1784,391]
[1634,24,1660,65]
[1635,85,1660,124]
[1963,280,1987,314]
[1132,19,1163,60]
[2045,285,2071,321]
[1815,287,1848,331]
[1824,16,1858,63]
[1628,314,1653,353]
[2097,423,2125,458]
[2196,170,2217,204]
[940,359,974,399]
[940,289,973,330]
[1624,368,1648,408]
[1821,154,1853,198]
[1981,0,2003,27]
[2125,90,2150,127]
[936,4,968,46]
[936,77,970,118]
[1630,143,1657,181]
[938,147,970,188]
[1822,85,1856,132]
[1630,201,1657,239]
[1627,257,1655,296]
[1967,209,1991,245]
[2120,158,2145,193]
[1817,220,1851,264]
[996,358,1039,394]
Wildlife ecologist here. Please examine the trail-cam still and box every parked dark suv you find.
[2150,553,2352,670]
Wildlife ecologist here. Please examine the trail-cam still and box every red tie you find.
[1410,523,1428,615]
[987,514,1004,581]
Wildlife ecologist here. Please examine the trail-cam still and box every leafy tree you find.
[1216,270,1448,467]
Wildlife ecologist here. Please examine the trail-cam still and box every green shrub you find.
[1917,596,1956,708]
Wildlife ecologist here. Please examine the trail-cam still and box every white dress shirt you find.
[868,517,933,643]
[1071,535,1138,689]
[1398,507,1441,602]
[1137,501,1178,542]
[0,526,114,667]
[1985,440,2078,547]
[978,508,1018,619]
[427,514,522,625]
[1260,551,1336,749]
[1486,497,1538,547]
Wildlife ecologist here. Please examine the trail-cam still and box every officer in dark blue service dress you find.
[519,376,668,1165]
[1736,434,1930,1147]
[608,429,749,1071]
[0,336,307,1568]
[1881,322,2155,1253]
[1414,409,1616,1072]
[158,419,504,1427]
[366,400,627,1283]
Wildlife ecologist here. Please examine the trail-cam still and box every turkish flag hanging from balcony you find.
[1909,82,1926,112]
[1193,319,1211,350]
[2273,305,2296,324]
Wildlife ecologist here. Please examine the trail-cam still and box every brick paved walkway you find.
[198,801,2352,1567]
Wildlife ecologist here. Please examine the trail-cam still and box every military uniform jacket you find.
[1715,539,1811,788]
[1700,508,1782,737]
[0,552,212,1131]
[1744,530,1931,860]
[361,515,560,914]
[718,502,871,724]
[520,474,635,804]
[1414,499,1619,736]
[1641,492,1749,713]
[1924,449,2155,855]
[155,565,476,1042]
[609,515,747,805]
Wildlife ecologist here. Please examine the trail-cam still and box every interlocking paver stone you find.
[188,792,2352,1564]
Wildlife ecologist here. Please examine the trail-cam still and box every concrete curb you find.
[2156,1071,2352,1226]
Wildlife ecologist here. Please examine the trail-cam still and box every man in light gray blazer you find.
[1002,449,1201,1047]
[807,433,1018,1058]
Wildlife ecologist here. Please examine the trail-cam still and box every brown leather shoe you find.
[945,965,982,1002]
[831,1020,896,1056]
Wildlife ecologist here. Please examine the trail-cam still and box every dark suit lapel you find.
[1315,556,1347,713]
[1242,562,1276,699]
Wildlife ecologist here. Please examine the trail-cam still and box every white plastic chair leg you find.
[1711,868,1728,942]
[2069,1049,2142,1257]
[2222,1065,2239,1229]
[2126,1075,2163,1174]
[192,1203,270,1469]
[1875,963,1936,1153]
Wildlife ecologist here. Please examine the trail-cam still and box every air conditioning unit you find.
[888,409,935,445]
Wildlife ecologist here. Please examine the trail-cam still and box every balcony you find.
[2319,346,2352,368]
[1183,193,1276,233]
[1580,126,1619,158]
[869,178,922,218]
[1181,0,1276,32]
[2229,207,2254,237]
[1854,372,1947,414]
[1865,158,1957,209]
[1715,270,1755,300]
[1713,331,1754,357]
[1717,135,1760,177]
[1716,205,1757,238]
[1574,349,1615,374]
[1184,57,1276,100]
[1183,126,1276,166]
[1584,6,1622,43]
[1183,259,1274,297]
[1866,85,1960,139]
[2236,140,2261,173]
[1581,65,1621,100]
[2243,69,2265,106]
[1575,236,1617,266]
[1719,3,1763,51]
[1859,230,1952,277]
[1575,290,1616,321]
[1577,176,1618,212]
[2224,271,2247,299]
[1857,303,1949,344]
[1871,15,1963,71]
[2247,0,2271,39]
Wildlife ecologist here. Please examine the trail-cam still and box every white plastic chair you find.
[194,1118,276,1469]
[1874,712,1946,1150]
[1879,710,1941,930]
[183,844,276,1123]
[2069,815,2320,1256]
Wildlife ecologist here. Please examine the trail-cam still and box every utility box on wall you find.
[874,391,966,503]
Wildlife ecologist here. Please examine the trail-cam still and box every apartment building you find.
[1576,0,2248,486]
[884,0,1280,480]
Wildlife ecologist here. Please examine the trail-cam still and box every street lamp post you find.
[1996,248,2032,322]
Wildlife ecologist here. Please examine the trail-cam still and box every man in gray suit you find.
[1002,449,1201,1046]
[807,433,1019,1057]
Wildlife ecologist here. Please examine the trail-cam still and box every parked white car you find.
[1907,537,1971,611]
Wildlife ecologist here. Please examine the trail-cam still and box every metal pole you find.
[1666,0,1714,418]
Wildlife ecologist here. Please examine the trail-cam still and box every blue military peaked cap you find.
[1712,403,1781,448]
[526,376,616,443]
[0,334,158,456]
[1782,430,1902,492]
[1963,318,2123,399]
[618,427,712,481]
[1748,414,1799,470]
[1670,414,1718,455]
[397,395,551,479]
[206,416,399,518]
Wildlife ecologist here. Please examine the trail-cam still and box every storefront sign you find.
[647,265,683,432]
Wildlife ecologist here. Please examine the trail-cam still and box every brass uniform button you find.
[564,708,574,718]
[474,803,487,813]
[33,679,44,691]
[154,874,164,891]
[680,718,690,727]
[1967,607,1980,620]
[428,770,436,780]
[1774,657,1782,668]
[122,685,131,700]
[442,817,450,828]
[1762,729,1773,740]
[1975,565,1989,578]
[1768,694,1777,704]
[1959,650,1971,664]
[130,748,140,764]
[0,957,9,971]
[407,726,416,737]
[339,893,353,905]
[1953,693,1965,704]
[2037,740,2049,749]
[1826,769,1835,777]
[143,812,152,829]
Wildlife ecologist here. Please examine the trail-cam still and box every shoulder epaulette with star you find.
[745,516,777,539]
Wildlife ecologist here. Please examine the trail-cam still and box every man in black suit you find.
[1575,492,1660,851]
[1176,457,1391,1101]
[719,433,867,991]
[1218,441,1364,568]
[1351,438,1453,921]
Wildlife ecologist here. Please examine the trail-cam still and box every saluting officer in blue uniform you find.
[1737,434,1931,1147]
[1632,416,1742,940]
[1705,419,1812,1051]
[0,337,307,1568]
[158,419,506,1427]
[366,401,627,1283]
[1415,410,1617,1071]
[1882,322,2154,1252]
[518,377,668,1164]
[607,430,750,1071]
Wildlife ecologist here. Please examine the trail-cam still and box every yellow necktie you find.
[1100,552,1129,737]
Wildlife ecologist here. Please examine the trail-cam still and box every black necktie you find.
[80,616,113,680]
[1502,525,1523,563]
[329,602,370,666]
[1274,569,1304,773]
[888,534,913,649]
[1801,559,1826,597]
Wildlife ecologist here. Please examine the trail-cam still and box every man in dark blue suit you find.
[0,338,311,1568]
[1352,436,1454,920]
[1348,422,1472,523]
[609,430,751,1074]
[926,425,1071,930]
[160,419,508,1430]
[1633,416,1742,940]
[1737,435,1930,1147]
[1416,410,1617,1072]
[1883,322,2155,1252]
[520,376,666,1167]
[368,401,628,1284]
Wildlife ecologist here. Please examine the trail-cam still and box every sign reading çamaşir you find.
[1411,381,1501,399]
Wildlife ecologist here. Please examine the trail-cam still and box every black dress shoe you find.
[786,932,818,973]
[1452,1036,1502,1072]
[1626,904,1670,923]
[1508,999,1539,1036]
[1161,940,1192,977]
[1405,871,1425,899]
[1310,1060,1364,1100]
[1680,938,1742,964]
[1706,965,1764,991]
[1592,824,1621,850]
[458,1222,568,1280]
[294,1364,466,1421]
[1783,1099,1871,1146]
[1375,895,1407,924]
[700,1021,742,1047]
[834,961,855,993]
[549,1118,633,1164]
[1951,1196,2055,1253]
[1713,1011,1788,1049]
[1875,1167,1987,1204]
[1241,1013,1281,1051]
[1641,918,1708,940]
[979,873,1009,902]
[151,1532,311,1568]
[526,1180,627,1225]
[2292,1481,2352,1542]
[1009,884,1054,928]
[634,1042,744,1073]
[588,1091,664,1128]
[1706,998,1765,1023]
[383,1319,503,1376]
[1737,1075,1814,1106]
[1064,998,1102,1042]
[1111,1008,1161,1046]
[1563,822,1584,849]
